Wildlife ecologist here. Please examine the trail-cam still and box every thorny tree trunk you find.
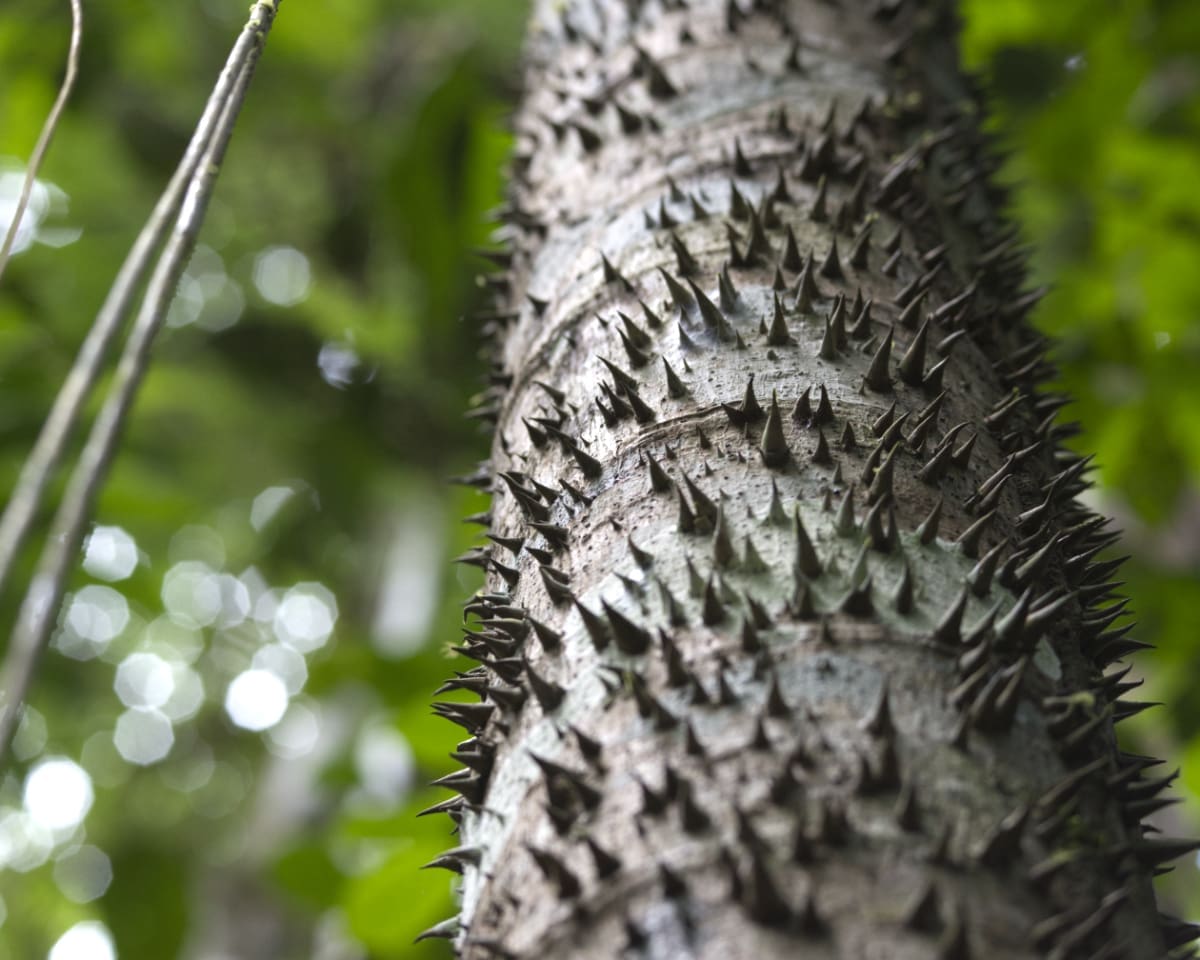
[426,1,1198,958]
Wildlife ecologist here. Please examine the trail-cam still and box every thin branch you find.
[0,0,83,285]
[0,5,276,607]
[0,0,283,767]
[0,4,289,608]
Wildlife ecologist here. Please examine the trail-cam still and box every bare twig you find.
[0,0,83,284]
[0,0,284,767]
[0,6,270,604]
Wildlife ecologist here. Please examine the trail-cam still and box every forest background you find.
[0,0,1198,957]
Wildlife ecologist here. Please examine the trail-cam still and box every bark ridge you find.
[426,2,1197,958]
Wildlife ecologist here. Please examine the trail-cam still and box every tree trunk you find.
[426,1,1196,958]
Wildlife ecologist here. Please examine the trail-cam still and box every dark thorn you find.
[865,327,894,391]
[819,237,844,279]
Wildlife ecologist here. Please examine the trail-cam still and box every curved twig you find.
[0,0,83,284]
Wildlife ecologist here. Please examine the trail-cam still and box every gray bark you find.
[426,2,1196,958]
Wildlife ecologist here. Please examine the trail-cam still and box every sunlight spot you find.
[0,170,45,252]
[238,566,270,608]
[68,586,130,642]
[113,708,174,766]
[114,653,175,709]
[48,920,116,960]
[36,226,82,248]
[142,616,204,665]
[313,909,360,960]
[12,705,48,761]
[225,669,288,731]
[162,664,205,722]
[371,506,442,657]
[82,526,139,582]
[196,276,245,333]
[161,561,222,628]
[250,485,294,531]
[54,845,113,904]
[166,273,205,328]
[317,341,360,389]
[273,583,337,652]
[166,246,244,331]
[0,164,77,256]
[24,758,93,831]
[0,808,53,871]
[253,245,311,306]
[267,701,320,759]
[253,588,280,624]
[57,586,129,658]
[1154,331,1171,350]
[354,723,415,806]
[252,643,307,695]
[217,574,252,628]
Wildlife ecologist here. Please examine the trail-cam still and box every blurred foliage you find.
[961,0,1200,519]
[0,0,523,957]
[0,0,1196,957]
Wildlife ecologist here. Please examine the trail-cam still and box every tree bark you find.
[426,2,1196,958]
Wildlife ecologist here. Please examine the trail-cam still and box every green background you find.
[0,0,1196,955]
